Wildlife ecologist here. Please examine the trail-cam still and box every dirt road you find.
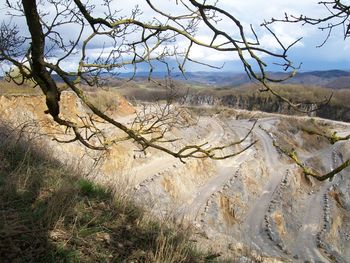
[132,114,350,262]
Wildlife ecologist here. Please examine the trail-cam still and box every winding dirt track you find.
[177,118,254,221]
[132,114,350,262]
[228,119,288,256]
[296,184,330,262]
[293,141,349,263]
[182,155,251,222]
[130,116,225,184]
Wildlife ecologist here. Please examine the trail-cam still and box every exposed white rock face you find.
[1,92,349,262]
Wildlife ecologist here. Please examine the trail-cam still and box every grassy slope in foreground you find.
[0,123,218,263]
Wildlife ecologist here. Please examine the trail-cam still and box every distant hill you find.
[117,71,252,86]
[282,70,350,89]
[118,70,350,89]
[2,69,349,89]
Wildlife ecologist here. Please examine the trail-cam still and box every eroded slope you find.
[1,93,349,262]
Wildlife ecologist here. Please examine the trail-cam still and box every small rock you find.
[96,232,111,244]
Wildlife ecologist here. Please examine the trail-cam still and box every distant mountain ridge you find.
[2,69,349,89]
[117,70,350,89]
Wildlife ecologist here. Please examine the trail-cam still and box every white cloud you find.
[1,0,349,71]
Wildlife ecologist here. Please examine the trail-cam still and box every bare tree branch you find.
[0,0,340,162]
[264,1,350,43]
[274,140,350,181]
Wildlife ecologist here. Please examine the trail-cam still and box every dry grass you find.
[86,89,121,112]
[0,80,41,95]
[0,122,225,263]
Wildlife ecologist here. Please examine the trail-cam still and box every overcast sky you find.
[1,0,349,72]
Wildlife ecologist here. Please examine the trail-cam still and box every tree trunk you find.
[22,0,60,117]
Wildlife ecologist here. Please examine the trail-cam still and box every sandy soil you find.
[1,94,349,262]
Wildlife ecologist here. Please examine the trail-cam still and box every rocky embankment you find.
[1,92,350,262]
[185,94,350,122]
